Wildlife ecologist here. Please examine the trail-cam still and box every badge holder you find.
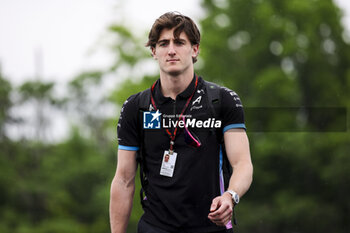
[160,148,178,177]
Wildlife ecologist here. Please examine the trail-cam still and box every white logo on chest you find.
[192,96,202,105]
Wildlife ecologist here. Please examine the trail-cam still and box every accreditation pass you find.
[160,150,177,177]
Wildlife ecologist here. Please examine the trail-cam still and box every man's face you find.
[151,28,199,76]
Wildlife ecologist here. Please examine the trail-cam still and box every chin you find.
[166,69,183,76]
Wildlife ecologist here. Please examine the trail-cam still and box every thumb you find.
[210,197,220,212]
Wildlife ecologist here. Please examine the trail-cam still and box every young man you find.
[110,12,253,233]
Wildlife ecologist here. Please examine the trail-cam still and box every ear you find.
[151,47,157,60]
[192,44,199,59]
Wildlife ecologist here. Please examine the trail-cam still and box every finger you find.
[209,202,231,217]
[222,214,233,225]
[211,214,232,227]
[210,197,220,212]
[208,206,232,221]
[220,206,233,219]
[209,212,231,224]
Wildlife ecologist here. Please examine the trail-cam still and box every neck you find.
[159,71,194,100]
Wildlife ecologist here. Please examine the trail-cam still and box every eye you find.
[175,40,185,45]
[159,41,168,47]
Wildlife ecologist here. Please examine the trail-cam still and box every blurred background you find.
[1,0,350,232]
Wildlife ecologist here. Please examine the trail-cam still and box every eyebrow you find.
[157,39,169,44]
[157,38,187,44]
[174,38,186,43]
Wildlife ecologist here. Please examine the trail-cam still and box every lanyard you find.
[150,75,199,154]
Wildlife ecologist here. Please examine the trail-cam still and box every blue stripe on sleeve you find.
[118,145,140,151]
[223,123,246,133]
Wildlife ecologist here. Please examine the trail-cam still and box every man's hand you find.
[208,192,233,226]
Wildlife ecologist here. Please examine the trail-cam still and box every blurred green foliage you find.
[1,0,350,232]
[199,0,350,232]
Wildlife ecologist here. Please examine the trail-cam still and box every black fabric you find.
[137,88,152,208]
[138,218,234,233]
[138,217,171,233]
[117,75,245,232]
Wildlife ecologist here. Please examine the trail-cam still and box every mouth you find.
[166,59,180,62]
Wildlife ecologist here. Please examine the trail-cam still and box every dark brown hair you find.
[146,12,201,62]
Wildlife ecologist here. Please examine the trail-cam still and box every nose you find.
[168,42,176,56]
